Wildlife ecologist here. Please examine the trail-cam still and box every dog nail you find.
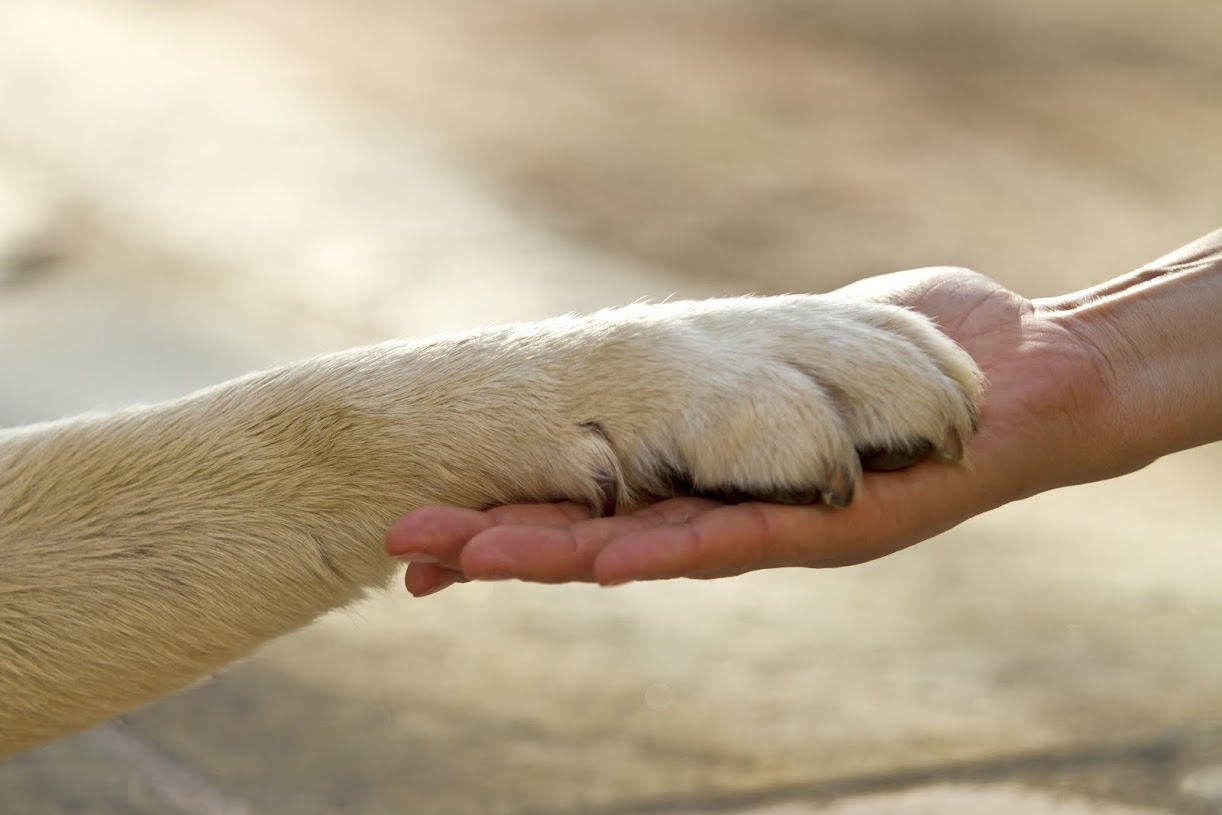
[821,466,855,508]
[939,427,965,461]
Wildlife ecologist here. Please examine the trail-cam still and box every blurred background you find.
[1,1,1220,813]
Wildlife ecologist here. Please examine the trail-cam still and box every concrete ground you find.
[1,2,1220,813]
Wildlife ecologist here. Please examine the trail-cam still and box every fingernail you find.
[414,577,458,598]
[395,552,439,564]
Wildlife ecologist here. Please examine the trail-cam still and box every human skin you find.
[386,229,1222,594]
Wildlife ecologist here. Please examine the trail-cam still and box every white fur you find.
[0,295,983,755]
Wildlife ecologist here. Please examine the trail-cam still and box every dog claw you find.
[819,465,856,508]
[592,467,619,517]
[939,427,965,462]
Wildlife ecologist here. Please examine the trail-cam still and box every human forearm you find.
[1046,229,1222,479]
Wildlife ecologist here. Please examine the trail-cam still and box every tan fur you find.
[0,294,982,756]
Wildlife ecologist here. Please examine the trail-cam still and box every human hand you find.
[384,266,1121,595]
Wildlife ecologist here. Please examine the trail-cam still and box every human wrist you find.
[1049,231,1222,480]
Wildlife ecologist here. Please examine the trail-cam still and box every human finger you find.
[385,502,592,569]
[592,502,821,584]
[459,498,723,582]
[385,506,495,569]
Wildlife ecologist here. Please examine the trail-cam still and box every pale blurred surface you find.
[1,1,1220,814]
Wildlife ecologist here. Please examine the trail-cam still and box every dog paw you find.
[576,295,984,510]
